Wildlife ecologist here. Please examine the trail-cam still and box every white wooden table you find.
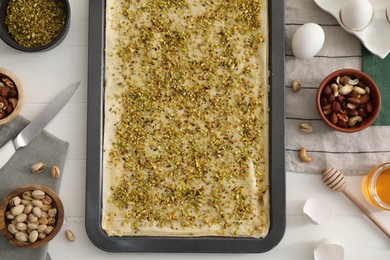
[0,1,389,259]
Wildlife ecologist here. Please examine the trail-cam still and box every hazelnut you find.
[0,86,8,97]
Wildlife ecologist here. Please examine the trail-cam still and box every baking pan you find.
[86,0,285,253]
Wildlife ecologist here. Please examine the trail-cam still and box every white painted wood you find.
[49,173,390,259]
[1,0,389,259]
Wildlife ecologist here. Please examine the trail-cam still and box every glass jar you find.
[362,162,390,210]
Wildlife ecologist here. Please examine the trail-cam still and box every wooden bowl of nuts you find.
[0,0,70,52]
[0,185,64,248]
[316,69,381,133]
[0,68,24,125]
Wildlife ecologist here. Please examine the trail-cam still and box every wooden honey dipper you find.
[322,168,390,239]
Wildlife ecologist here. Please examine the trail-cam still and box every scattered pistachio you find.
[65,230,75,242]
[292,79,301,92]
[51,165,61,178]
[30,162,47,173]
[299,123,314,133]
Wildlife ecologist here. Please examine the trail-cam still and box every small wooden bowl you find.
[0,68,24,125]
[316,68,381,133]
[0,185,64,248]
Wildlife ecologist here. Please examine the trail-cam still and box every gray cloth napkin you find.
[0,116,68,260]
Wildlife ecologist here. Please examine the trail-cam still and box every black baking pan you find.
[86,0,285,253]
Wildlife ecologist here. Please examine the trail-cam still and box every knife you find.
[0,81,81,168]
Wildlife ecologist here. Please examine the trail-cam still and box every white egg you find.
[341,0,373,31]
[292,23,325,59]
[314,238,344,260]
[303,197,332,225]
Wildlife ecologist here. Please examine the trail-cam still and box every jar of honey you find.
[362,162,390,210]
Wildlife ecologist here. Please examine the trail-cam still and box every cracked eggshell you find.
[340,0,373,31]
[303,197,332,224]
[314,238,344,260]
[387,5,390,23]
[292,23,325,59]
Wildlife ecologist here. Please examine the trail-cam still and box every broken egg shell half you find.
[303,197,332,225]
[340,0,373,31]
[387,5,390,23]
[314,238,344,260]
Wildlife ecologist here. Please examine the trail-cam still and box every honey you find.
[362,162,390,210]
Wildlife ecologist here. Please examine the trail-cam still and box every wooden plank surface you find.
[1,0,389,259]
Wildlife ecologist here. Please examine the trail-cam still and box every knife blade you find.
[0,81,81,168]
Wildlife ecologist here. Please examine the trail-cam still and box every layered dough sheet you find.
[103,0,269,238]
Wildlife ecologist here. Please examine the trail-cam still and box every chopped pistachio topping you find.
[5,0,65,48]
[104,0,269,237]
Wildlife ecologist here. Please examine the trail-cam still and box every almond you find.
[360,94,370,104]
[347,97,361,105]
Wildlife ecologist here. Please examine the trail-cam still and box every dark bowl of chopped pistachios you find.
[0,0,70,52]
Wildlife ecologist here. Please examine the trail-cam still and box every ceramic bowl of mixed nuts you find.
[0,185,64,248]
[0,0,70,52]
[316,69,381,133]
[0,68,24,125]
